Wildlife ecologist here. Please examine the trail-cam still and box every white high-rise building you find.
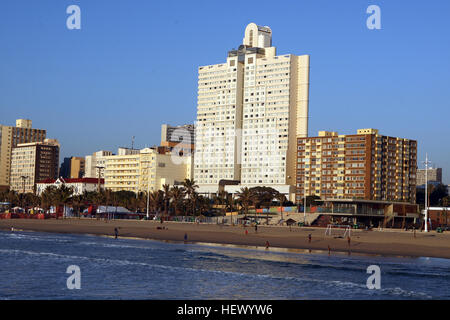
[194,23,310,200]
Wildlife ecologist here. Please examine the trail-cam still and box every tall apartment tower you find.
[0,119,46,191]
[194,23,310,199]
[296,129,417,203]
[10,139,60,194]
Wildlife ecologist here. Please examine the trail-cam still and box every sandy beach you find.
[1,218,450,259]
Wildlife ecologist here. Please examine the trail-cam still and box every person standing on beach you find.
[255,224,258,233]
[184,233,188,243]
[114,227,118,239]
[265,241,270,249]
[308,234,312,243]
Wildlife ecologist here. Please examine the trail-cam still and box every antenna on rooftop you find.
[131,136,135,150]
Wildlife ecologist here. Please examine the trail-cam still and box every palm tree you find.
[93,190,106,219]
[71,194,84,218]
[149,190,163,215]
[162,184,171,217]
[275,192,287,221]
[56,185,74,219]
[40,186,57,212]
[197,195,211,216]
[5,190,19,208]
[236,187,254,218]
[170,186,185,216]
[183,179,198,216]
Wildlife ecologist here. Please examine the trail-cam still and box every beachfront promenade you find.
[1,218,450,259]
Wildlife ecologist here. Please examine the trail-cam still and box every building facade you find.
[296,129,417,203]
[104,147,191,193]
[36,177,104,196]
[84,150,113,178]
[10,139,60,194]
[0,119,46,191]
[416,168,442,186]
[60,156,86,179]
[161,124,195,155]
[194,23,310,199]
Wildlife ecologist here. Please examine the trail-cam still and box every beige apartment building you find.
[104,147,191,193]
[10,139,60,194]
[296,129,417,203]
[194,23,309,200]
[70,157,85,178]
[0,119,46,191]
[84,150,113,178]
[416,168,442,186]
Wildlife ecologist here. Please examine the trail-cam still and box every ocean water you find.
[0,230,449,300]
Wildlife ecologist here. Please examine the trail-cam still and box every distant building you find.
[117,147,140,156]
[104,147,192,193]
[84,150,113,178]
[36,177,104,196]
[426,207,450,229]
[296,129,417,203]
[161,124,195,155]
[60,156,86,179]
[416,168,442,186]
[10,139,60,194]
[0,119,46,191]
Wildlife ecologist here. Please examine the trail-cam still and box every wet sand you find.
[1,218,450,259]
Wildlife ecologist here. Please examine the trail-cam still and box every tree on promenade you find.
[183,179,199,216]
[170,186,185,216]
[0,190,19,208]
[275,192,287,221]
[249,186,278,224]
[162,184,171,217]
[197,194,212,216]
[56,184,74,219]
[149,190,163,215]
[236,187,254,218]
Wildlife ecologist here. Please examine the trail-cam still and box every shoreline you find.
[1,219,450,259]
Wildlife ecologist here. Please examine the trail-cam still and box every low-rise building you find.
[36,177,104,196]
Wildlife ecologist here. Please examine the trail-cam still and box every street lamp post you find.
[20,175,29,210]
[146,165,150,220]
[303,172,308,225]
[423,153,431,232]
[95,166,104,193]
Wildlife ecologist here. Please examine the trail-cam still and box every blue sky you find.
[1,0,449,182]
